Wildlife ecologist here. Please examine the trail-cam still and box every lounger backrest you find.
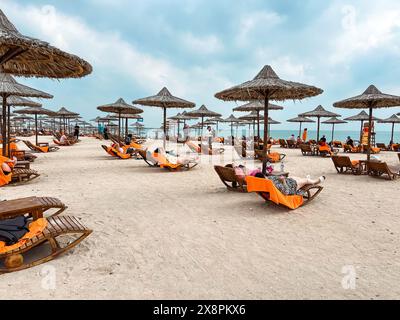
[300,144,311,152]
[332,156,351,167]
[367,161,389,174]
[214,166,237,182]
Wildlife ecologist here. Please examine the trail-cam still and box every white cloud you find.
[0,1,230,100]
[236,11,284,46]
[181,32,223,54]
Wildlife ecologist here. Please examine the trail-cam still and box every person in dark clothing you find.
[74,124,80,140]
[346,136,354,147]
[125,134,132,146]
[103,126,109,140]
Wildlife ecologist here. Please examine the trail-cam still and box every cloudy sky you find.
[2,0,400,130]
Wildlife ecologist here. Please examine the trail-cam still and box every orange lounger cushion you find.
[246,176,304,210]
[0,156,15,187]
[153,152,182,169]
[37,146,49,153]
[319,145,331,152]
[351,160,360,166]
[130,142,142,149]
[108,147,131,159]
[0,218,48,254]
[268,152,281,163]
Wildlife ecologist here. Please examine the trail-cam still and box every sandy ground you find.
[0,136,399,300]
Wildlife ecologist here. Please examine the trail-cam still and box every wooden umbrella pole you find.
[177,120,180,143]
[262,93,270,175]
[163,106,167,149]
[331,123,335,143]
[35,113,38,145]
[2,94,7,156]
[391,122,395,143]
[317,116,320,142]
[299,122,302,139]
[125,118,128,137]
[360,120,363,143]
[367,105,373,161]
[7,105,11,157]
[117,112,121,141]
[257,110,260,142]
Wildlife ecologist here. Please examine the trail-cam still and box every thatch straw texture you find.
[133,87,195,109]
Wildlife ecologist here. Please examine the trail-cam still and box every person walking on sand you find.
[74,124,80,140]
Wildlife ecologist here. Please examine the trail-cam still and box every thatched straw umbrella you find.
[0,9,92,79]
[321,117,347,143]
[287,115,315,138]
[133,87,195,148]
[233,100,283,140]
[14,107,56,145]
[55,107,79,134]
[238,110,261,137]
[118,113,142,137]
[344,111,380,143]
[0,73,53,155]
[378,114,400,144]
[215,65,322,173]
[333,85,400,160]
[97,98,142,140]
[299,105,340,142]
[130,122,145,136]
[185,105,221,132]
[221,114,241,145]
[169,112,193,142]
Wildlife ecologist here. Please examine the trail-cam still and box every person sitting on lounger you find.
[1,156,17,176]
[346,136,354,148]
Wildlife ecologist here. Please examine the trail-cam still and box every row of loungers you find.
[332,154,400,180]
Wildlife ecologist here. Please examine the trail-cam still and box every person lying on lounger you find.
[233,165,325,196]
[153,147,198,165]
[1,156,17,176]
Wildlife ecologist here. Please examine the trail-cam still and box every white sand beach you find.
[1,136,399,299]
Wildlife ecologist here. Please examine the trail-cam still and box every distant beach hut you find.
[299,105,340,142]
[321,117,347,143]
[334,85,400,160]
[215,65,322,173]
[378,114,400,144]
[287,116,315,138]
[133,87,195,148]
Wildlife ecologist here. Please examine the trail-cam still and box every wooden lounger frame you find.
[331,156,362,175]
[23,140,60,153]
[367,161,400,180]
[214,165,246,192]
[300,144,316,156]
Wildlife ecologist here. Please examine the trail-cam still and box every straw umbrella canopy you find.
[238,110,261,137]
[299,105,340,142]
[221,114,241,145]
[378,114,400,144]
[185,105,221,132]
[0,73,53,155]
[55,107,79,133]
[344,111,380,143]
[168,112,193,142]
[130,122,145,136]
[0,9,92,79]
[321,117,347,143]
[215,65,322,173]
[118,113,142,137]
[233,100,284,140]
[97,98,143,140]
[133,87,195,147]
[14,106,55,145]
[333,85,400,160]
[287,115,315,138]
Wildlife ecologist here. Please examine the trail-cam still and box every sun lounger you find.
[101,145,132,160]
[286,140,297,149]
[186,141,224,155]
[279,139,288,148]
[0,197,91,273]
[254,149,286,163]
[245,176,323,210]
[214,165,247,192]
[300,144,316,156]
[23,140,59,153]
[318,145,339,157]
[11,149,37,162]
[0,156,40,187]
[152,152,198,171]
[137,149,158,167]
[343,144,360,153]
[367,161,400,180]
[332,156,362,175]
[376,143,390,151]
[332,141,343,148]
